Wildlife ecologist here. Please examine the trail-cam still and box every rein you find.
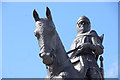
[67,45,81,54]
[60,45,82,66]
[50,46,82,78]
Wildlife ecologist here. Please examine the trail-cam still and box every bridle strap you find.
[61,46,82,66]
[67,45,81,54]
[52,46,83,77]
[49,46,82,78]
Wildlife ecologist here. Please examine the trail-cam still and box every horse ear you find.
[46,7,52,21]
[33,9,40,22]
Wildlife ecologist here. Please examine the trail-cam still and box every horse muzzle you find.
[39,52,53,65]
[34,31,40,40]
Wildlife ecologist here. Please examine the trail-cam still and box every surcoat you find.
[70,30,104,78]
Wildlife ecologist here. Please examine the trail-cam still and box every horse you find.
[33,7,82,79]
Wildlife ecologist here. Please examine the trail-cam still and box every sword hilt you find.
[99,56,104,79]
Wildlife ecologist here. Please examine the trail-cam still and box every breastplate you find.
[75,34,92,48]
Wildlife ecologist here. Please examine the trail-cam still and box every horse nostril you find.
[39,53,44,58]
[35,32,39,36]
[35,32,40,40]
[39,52,51,58]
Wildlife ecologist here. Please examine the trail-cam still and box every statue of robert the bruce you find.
[69,16,104,80]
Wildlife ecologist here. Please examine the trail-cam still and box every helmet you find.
[77,16,90,25]
[76,16,91,34]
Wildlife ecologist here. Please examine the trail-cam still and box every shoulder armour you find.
[89,30,104,43]
[89,30,98,36]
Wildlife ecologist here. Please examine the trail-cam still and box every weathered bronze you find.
[33,7,82,79]
[33,7,104,80]
[69,16,104,79]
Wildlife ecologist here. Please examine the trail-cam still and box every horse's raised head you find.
[33,7,56,65]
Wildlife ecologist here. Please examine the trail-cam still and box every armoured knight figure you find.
[70,16,104,79]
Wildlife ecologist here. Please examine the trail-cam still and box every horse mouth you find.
[43,55,53,65]
[39,52,53,65]
[35,33,40,40]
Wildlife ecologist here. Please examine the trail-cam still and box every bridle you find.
[45,45,82,78]
[42,45,81,66]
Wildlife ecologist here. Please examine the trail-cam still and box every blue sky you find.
[1,2,118,79]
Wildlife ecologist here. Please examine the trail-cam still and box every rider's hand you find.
[79,43,91,49]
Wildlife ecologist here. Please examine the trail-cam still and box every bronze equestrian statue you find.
[33,7,104,80]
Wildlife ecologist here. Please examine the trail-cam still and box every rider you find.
[69,16,104,79]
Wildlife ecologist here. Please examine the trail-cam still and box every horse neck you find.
[55,31,69,63]
[46,30,74,77]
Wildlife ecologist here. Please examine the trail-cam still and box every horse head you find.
[33,7,56,65]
